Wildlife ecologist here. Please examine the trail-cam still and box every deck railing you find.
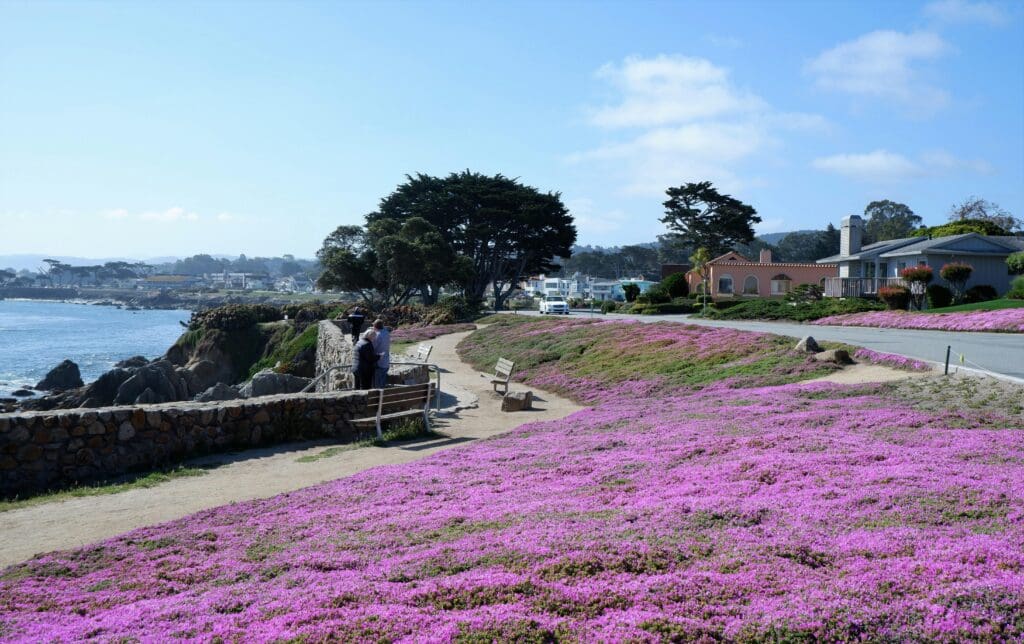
[823,277,906,298]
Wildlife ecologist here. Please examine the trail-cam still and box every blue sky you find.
[1,0,1022,259]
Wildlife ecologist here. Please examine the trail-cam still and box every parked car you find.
[539,295,569,314]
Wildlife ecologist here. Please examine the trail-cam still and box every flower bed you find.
[2,318,1022,641]
[390,323,477,344]
[813,308,1024,333]
[853,348,933,372]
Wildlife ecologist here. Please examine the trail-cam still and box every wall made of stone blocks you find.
[0,390,369,497]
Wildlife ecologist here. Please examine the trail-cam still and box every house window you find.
[879,263,888,277]
[743,275,758,295]
[718,274,734,294]
[770,273,792,295]
[898,261,906,271]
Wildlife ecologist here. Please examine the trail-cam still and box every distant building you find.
[688,249,837,297]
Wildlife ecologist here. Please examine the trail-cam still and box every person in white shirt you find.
[371,319,391,388]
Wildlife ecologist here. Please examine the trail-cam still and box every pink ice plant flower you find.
[1,319,1022,641]
[814,308,1024,333]
[853,348,933,372]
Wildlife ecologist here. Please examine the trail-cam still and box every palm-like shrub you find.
[940,263,974,303]
[878,285,910,310]
[900,265,933,310]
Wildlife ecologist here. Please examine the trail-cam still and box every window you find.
[718,274,734,294]
[743,275,758,295]
[770,273,792,295]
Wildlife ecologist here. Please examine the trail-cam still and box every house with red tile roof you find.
[687,249,838,298]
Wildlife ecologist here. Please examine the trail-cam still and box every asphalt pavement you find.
[510,310,1024,383]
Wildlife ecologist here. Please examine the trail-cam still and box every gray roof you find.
[817,233,1024,263]
[816,237,919,263]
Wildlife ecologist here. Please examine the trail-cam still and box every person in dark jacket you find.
[352,329,378,389]
[347,307,366,344]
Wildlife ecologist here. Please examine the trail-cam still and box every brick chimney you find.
[759,249,773,264]
[841,215,863,257]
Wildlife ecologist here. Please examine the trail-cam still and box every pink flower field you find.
[2,318,1022,641]
[814,308,1024,333]
[852,348,933,372]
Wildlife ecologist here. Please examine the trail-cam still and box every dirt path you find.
[0,329,583,569]
[805,362,932,384]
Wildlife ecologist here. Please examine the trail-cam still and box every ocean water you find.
[0,300,191,397]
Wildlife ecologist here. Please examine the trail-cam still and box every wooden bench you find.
[351,383,435,439]
[489,358,515,395]
[412,343,433,363]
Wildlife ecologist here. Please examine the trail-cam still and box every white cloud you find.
[924,0,1009,25]
[589,55,765,128]
[574,55,828,199]
[813,150,921,181]
[216,212,239,222]
[139,207,200,222]
[806,30,950,110]
[812,148,993,181]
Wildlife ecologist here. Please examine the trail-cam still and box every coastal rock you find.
[114,360,184,405]
[78,368,134,408]
[195,383,241,402]
[794,336,822,353]
[11,389,34,398]
[115,356,150,369]
[134,388,160,405]
[813,349,853,364]
[238,370,311,398]
[186,359,221,395]
[35,359,84,391]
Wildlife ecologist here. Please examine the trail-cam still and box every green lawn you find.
[926,298,1024,313]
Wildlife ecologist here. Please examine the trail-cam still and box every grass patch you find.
[248,323,318,378]
[0,466,210,513]
[926,298,1024,313]
[703,297,885,322]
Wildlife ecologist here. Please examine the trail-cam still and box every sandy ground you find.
[806,362,933,384]
[0,329,583,569]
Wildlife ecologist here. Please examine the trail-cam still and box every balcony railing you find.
[823,277,906,298]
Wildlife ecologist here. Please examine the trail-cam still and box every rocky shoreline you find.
[0,287,329,312]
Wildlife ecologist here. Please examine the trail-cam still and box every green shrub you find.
[704,297,884,322]
[786,283,823,303]
[940,262,973,303]
[926,284,953,309]
[659,272,689,298]
[632,302,694,315]
[424,295,479,325]
[1008,251,1024,276]
[964,284,998,304]
[622,283,640,303]
[878,286,910,310]
[712,299,745,311]
[188,304,284,331]
[600,299,618,314]
[636,286,670,304]
[1008,276,1024,300]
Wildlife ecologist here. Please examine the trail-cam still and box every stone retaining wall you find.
[0,391,369,497]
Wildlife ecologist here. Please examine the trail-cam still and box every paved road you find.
[512,310,1024,383]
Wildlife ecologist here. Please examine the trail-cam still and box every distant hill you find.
[756,230,819,246]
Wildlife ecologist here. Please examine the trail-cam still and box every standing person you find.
[371,319,391,388]
[347,307,366,344]
[352,329,377,389]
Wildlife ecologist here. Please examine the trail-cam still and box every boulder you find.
[238,369,312,398]
[115,356,149,369]
[78,368,134,408]
[11,389,34,397]
[186,359,222,395]
[134,388,160,405]
[35,359,84,391]
[114,360,186,405]
[195,383,241,402]
[501,390,533,412]
[794,336,822,353]
[813,349,853,364]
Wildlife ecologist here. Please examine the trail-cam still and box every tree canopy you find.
[316,217,469,309]
[912,218,1011,238]
[661,182,760,257]
[863,200,922,244]
[365,171,576,308]
[949,196,1020,233]
[775,225,840,262]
